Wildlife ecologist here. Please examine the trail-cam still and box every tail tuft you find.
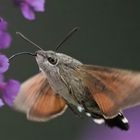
[105,113,129,131]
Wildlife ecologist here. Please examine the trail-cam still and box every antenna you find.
[55,27,79,51]
[16,32,43,50]
[9,52,36,60]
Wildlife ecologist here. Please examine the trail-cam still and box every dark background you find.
[0,0,140,140]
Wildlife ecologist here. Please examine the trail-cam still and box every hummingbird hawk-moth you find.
[11,27,140,131]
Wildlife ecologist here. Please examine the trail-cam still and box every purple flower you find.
[0,55,9,73]
[14,0,45,20]
[0,18,12,49]
[1,80,20,107]
[0,58,20,107]
[0,17,20,108]
[0,80,20,107]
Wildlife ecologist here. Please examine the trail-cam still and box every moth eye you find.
[48,57,57,65]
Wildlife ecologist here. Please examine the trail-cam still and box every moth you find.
[10,27,140,131]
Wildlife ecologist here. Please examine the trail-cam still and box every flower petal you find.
[0,55,9,73]
[0,32,12,49]
[0,18,8,31]
[28,0,45,11]
[0,18,12,49]
[21,3,35,20]
[0,99,4,107]
[2,80,20,107]
[13,0,45,20]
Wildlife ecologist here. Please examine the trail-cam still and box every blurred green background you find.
[0,0,140,140]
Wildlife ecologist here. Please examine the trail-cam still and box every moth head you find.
[36,50,58,67]
[35,50,82,73]
[12,27,81,74]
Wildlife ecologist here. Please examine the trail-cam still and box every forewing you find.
[13,73,67,121]
[80,65,140,118]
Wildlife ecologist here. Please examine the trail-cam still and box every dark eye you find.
[48,57,57,65]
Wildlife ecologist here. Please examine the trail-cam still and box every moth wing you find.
[80,65,140,118]
[13,73,67,121]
